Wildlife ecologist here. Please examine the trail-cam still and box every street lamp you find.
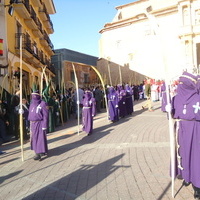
[4,0,19,16]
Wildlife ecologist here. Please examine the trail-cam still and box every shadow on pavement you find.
[0,170,23,184]
[47,111,134,147]
[22,154,130,200]
[156,182,171,200]
[0,157,19,165]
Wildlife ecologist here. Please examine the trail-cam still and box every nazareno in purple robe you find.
[161,82,167,112]
[107,86,119,122]
[81,91,96,134]
[172,71,200,188]
[117,85,127,118]
[28,92,49,154]
[125,84,134,115]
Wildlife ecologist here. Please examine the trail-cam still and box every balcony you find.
[39,37,49,47]
[45,45,54,56]
[24,18,38,30]
[15,33,41,65]
[32,29,43,38]
[15,33,32,58]
[31,56,40,66]
[38,6,48,21]
[13,0,30,19]
[44,19,54,34]
[31,0,42,8]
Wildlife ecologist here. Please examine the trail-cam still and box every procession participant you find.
[53,95,61,127]
[94,86,103,113]
[172,71,200,199]
[20,98,30,140]
[10,89,20,140]
[28,91,49,161]
[160,81,167,112]
[142,79,154,112]
[151,80,159,102]
[43,84,56,133]
[117,85,127,118]
[74,87,84,119]
[81,90,96,136]
[107,86,119,122]
[125,84,134,115]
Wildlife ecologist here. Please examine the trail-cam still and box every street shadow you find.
[47,109,136,155]
[0,157,19,165]
[47,111,134,147]
[0,170,23,184]
[156,181,171,200]
[22,154,130,200]
[47,127,114,158]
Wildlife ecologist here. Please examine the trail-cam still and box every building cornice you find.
[115,0,148,10]
[99,5,178,34]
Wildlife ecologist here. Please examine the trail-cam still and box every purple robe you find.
[161,82,167,112]
[117,86,127,118]
[107,87,119,121]
[82,91,96,134]
[28,93,49,154]
[125,84,134,114]
[172,71,200,188]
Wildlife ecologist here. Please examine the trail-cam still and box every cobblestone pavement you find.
[0,100,195,200]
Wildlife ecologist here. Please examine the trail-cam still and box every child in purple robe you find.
[81,90,96,136]
[28,91,49,160]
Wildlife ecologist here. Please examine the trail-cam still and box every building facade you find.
[0,0,56,97]
[99,0,200,81]
[52,48,99,89]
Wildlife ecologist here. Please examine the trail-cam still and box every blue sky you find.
[50,0,136,57]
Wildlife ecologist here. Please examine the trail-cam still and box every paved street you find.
[0,100,195,200]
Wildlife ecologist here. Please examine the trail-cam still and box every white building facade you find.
[99,0,200,81]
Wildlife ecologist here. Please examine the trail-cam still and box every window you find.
[71,71,75,83]
[84,73,89,84]
[118,12,122,20]
[195,9,200,25]
[183,6,190,25]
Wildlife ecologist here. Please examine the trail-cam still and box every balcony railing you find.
[15,33,52,67]
[13,0,30,18]
[39,3,48,21]
[30,5,37,25]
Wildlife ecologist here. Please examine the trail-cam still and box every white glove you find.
[165,104,172,112]
[18,109,24,114]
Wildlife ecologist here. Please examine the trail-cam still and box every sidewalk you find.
[0,100,194,200]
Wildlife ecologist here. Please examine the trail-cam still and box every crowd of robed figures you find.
[3,75,200,199]
[0,83,147,157]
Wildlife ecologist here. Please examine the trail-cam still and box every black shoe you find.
[33,154,41,160]
[193,185,200,199]
[183,180,190,186]
[87,132,92,136]
[194,191,200,199]
[40,153,47,157]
